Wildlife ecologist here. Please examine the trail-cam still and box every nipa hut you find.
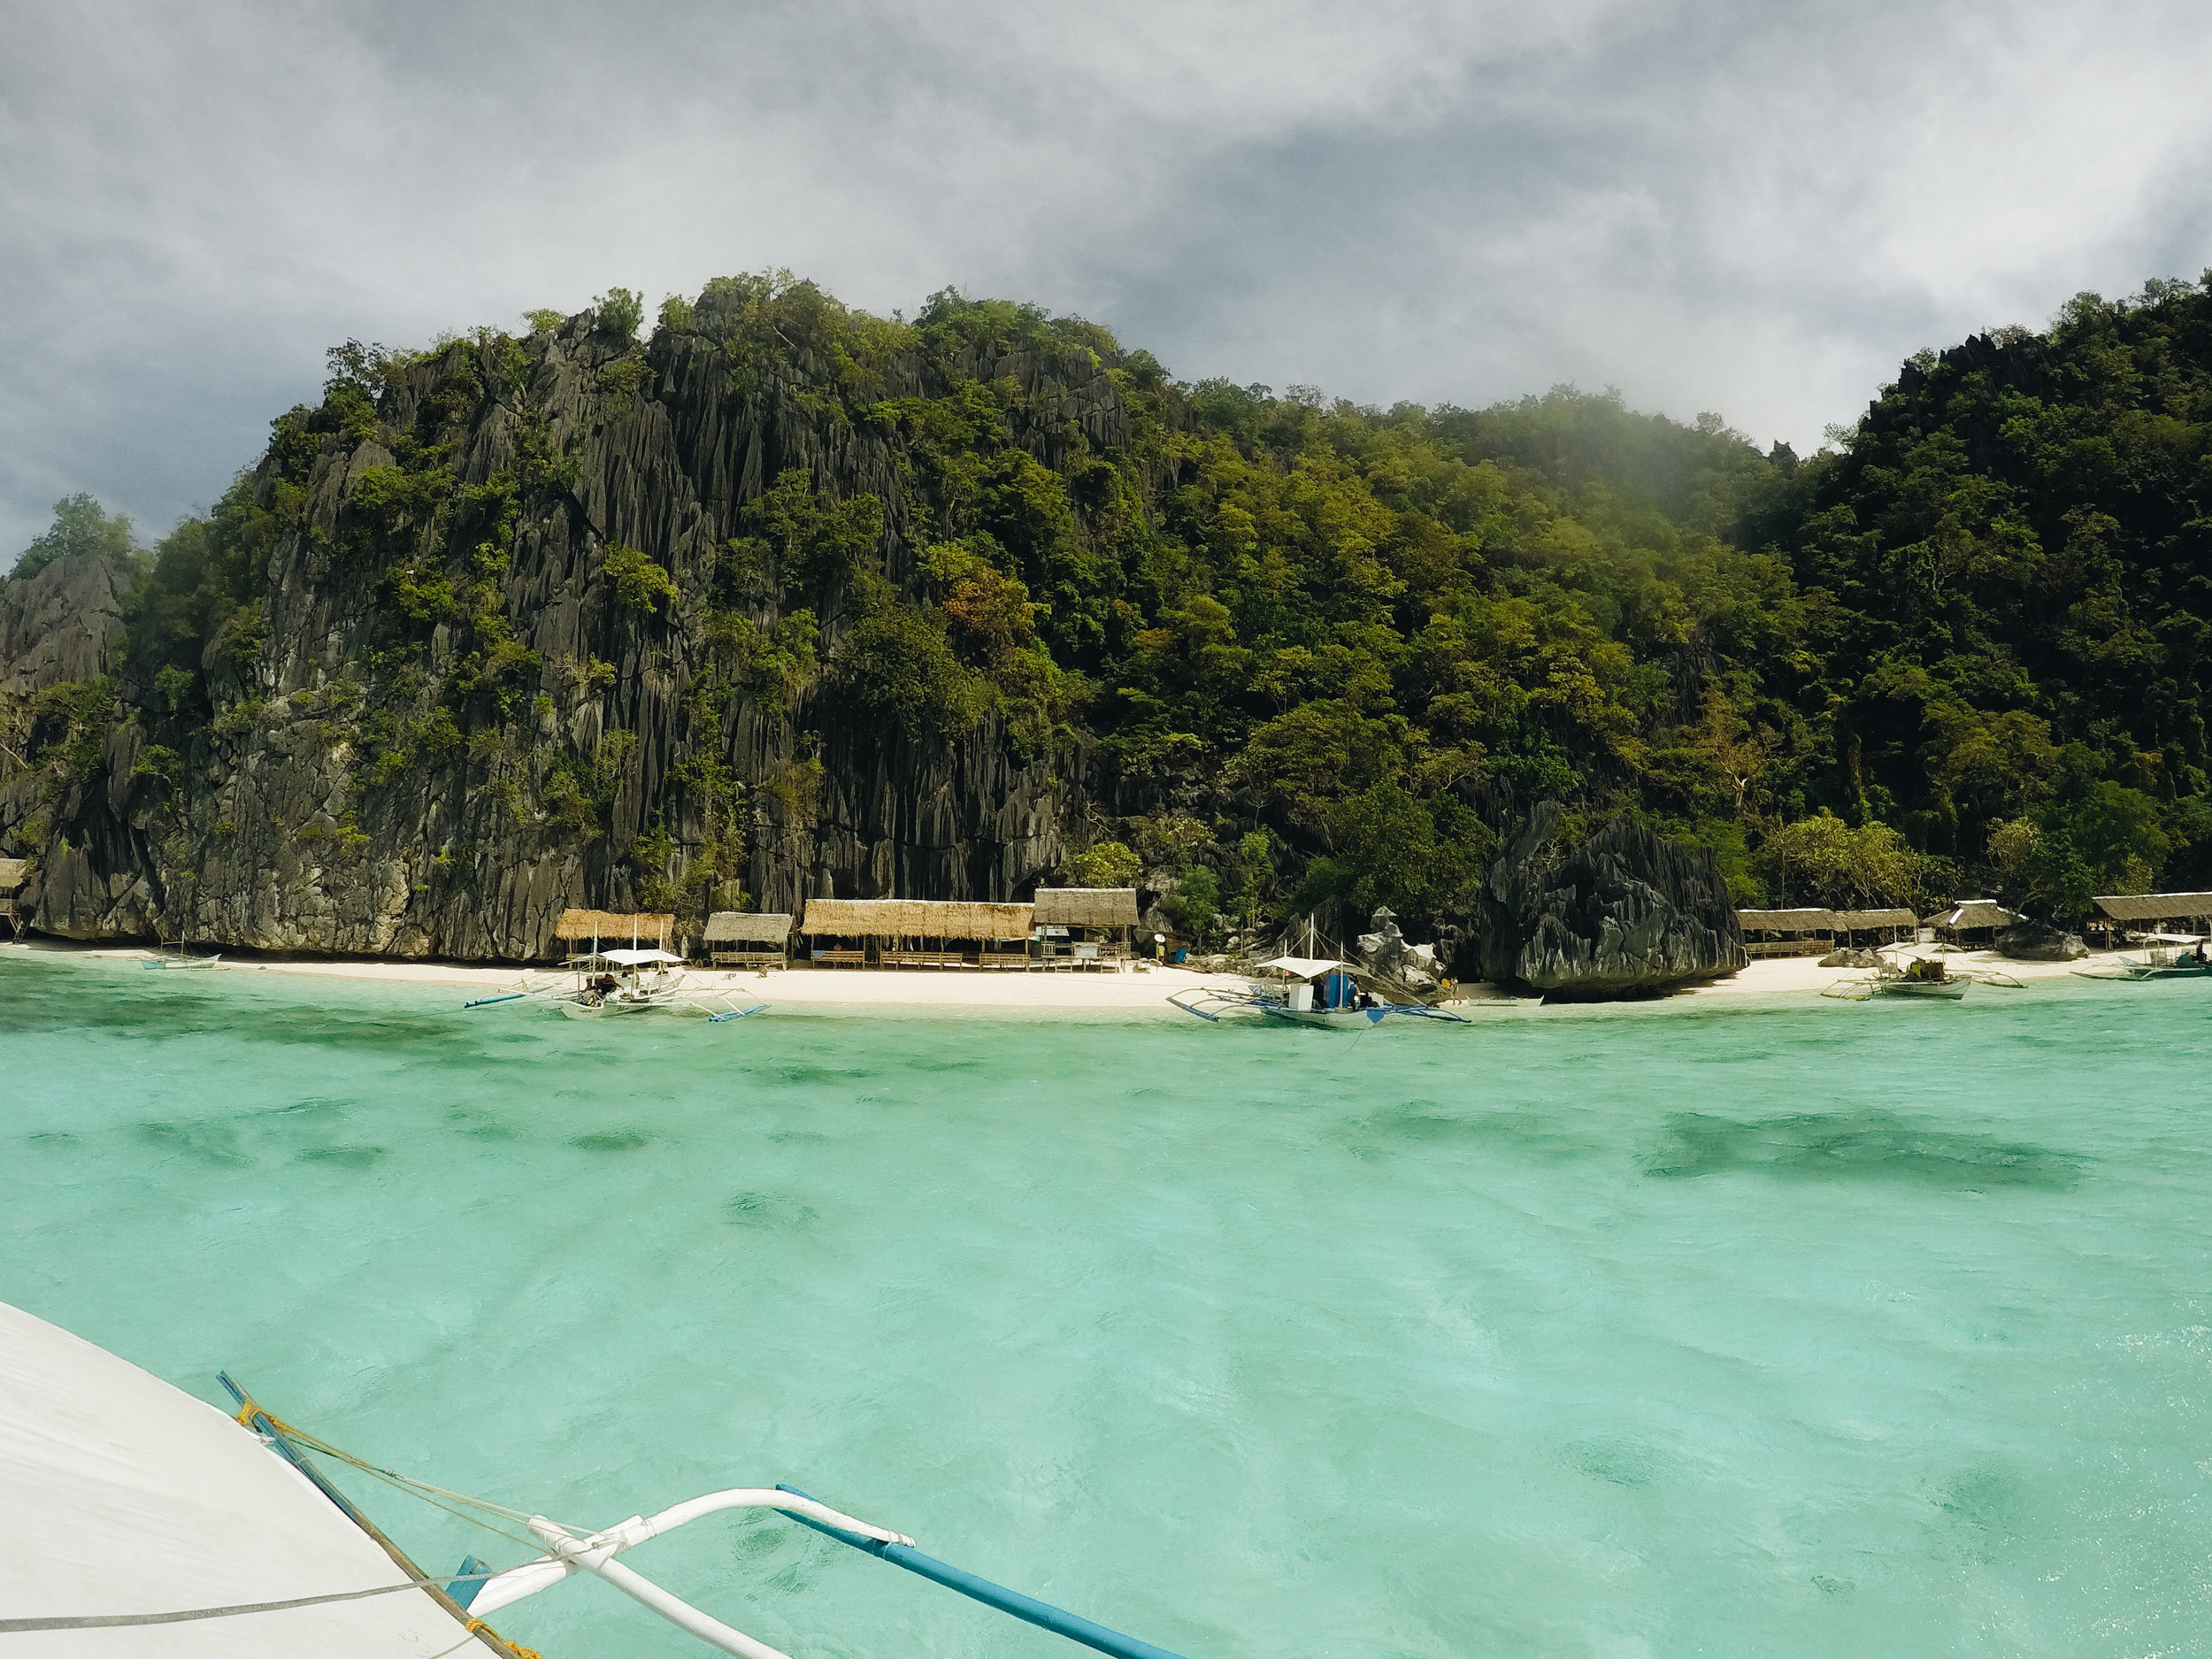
[1734,908,1837,958]
[1833,908,1919,946]
[1924,900,2018,948]
[553,910,675,958]
[1029,887,1141,969]
[704,911,794,969]
[798,898,1034,970]
[2089,891,2212,945]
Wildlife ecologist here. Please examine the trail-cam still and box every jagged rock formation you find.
[1468,803,1747,1000]
[0,293,1132,956]
[1995,919,2088,961]
[0,552,127,696]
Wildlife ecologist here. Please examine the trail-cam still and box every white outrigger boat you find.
[466,947,767,1022]
[2073,939,2212,982]
[1823,949,2021,1002]
[1170,953,1468,1028]
[139,940,223,971]
[0,1297,1193,1659]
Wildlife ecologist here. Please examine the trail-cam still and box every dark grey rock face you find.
[0,552,128,696]
[0,319,1122,957]
[1995,919,2088,961]
[1469,803,1747,1000]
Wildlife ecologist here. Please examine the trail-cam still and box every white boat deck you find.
[0,1301,484,1656]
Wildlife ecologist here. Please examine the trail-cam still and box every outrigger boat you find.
[139,939,222,971]
[466,946,768,1021]
[2073,940,2212,982]
[1170,941,1468,1029]
[1823,950,2021,1002]
[1,1297,1193,1659]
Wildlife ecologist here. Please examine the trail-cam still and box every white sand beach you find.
[9,934,2150,1013]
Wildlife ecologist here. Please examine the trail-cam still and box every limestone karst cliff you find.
[2,285,1141,956]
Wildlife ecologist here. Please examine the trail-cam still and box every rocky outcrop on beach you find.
[1819,946,1882,968]
[1995,919,2089,961]
[1467,803,1746,1000]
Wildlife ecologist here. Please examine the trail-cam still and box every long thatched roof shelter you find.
[2092,892,2212,925]
[704,911,795,943]
[1734,908,1838,933]
[1031,887,1141,929]
[1835,908,1918,932]
[555,909,674,943]
[801,898,1034,938]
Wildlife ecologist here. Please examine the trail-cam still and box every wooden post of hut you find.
[704,911,794,970]
[0,858,25,940]
[1030,887,1141,970]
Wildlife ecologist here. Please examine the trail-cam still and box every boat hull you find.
[1873,979,1969,999]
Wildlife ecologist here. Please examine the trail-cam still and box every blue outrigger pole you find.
[773,1485,1193,1659]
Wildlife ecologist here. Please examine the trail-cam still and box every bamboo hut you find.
[1734,908,1837,958]
[704,911,794,969]
[1833,907,1919,947]
[798,898,1034,969]
[1029,887,1141,969]
[0,858,24,939]
[1924,900,2018,948]
[2089,891,2212,946]
[553,910,675,958]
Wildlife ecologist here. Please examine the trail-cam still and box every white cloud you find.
[2,0,2208,557]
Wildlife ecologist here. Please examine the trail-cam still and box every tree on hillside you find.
[10,493,139,580]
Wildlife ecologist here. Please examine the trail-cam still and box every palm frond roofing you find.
[800,898,1033,937]
[1030,887,1140,927]
[1734,908,1839,931]
[2092,892,2212,922]
[703,911,794,942]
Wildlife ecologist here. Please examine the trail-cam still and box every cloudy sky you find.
[4,0,2209,559]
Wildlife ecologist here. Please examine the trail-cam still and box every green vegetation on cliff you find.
[10,269,2212,948]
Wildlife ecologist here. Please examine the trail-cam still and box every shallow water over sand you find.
[5,949,2211,1657]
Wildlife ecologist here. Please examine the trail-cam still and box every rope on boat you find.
[227,1387,592,1550]
[0,1568,526,1632]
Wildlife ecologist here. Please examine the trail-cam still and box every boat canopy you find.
[1256,955,1353,980]
[594,948,683,966]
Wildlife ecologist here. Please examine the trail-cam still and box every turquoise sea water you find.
[4,950,2212,1658]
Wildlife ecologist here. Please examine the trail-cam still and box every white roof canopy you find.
[0,1299,472,1657]
[1256,956,1354,979]
[577,948,682,966]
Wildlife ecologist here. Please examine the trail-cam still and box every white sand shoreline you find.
[3,934,2153,1014]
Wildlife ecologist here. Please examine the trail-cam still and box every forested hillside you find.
[4,272,2210,954]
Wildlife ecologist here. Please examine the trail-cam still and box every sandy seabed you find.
[7,934,2146,1015]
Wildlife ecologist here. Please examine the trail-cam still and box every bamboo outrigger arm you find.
[467,1483,1192,1659]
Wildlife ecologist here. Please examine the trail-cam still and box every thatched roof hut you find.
[800,898,1033,938]
[1734,908,1836,958]
[1835,908,1917,933]
[1031,888,1141,929]
[705,911,794,943]
[1925,900,2017,937]
[2092,892,2212,926]
[1735,908,1838,933]
[0,858,26,894]
[555,909,674,943]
